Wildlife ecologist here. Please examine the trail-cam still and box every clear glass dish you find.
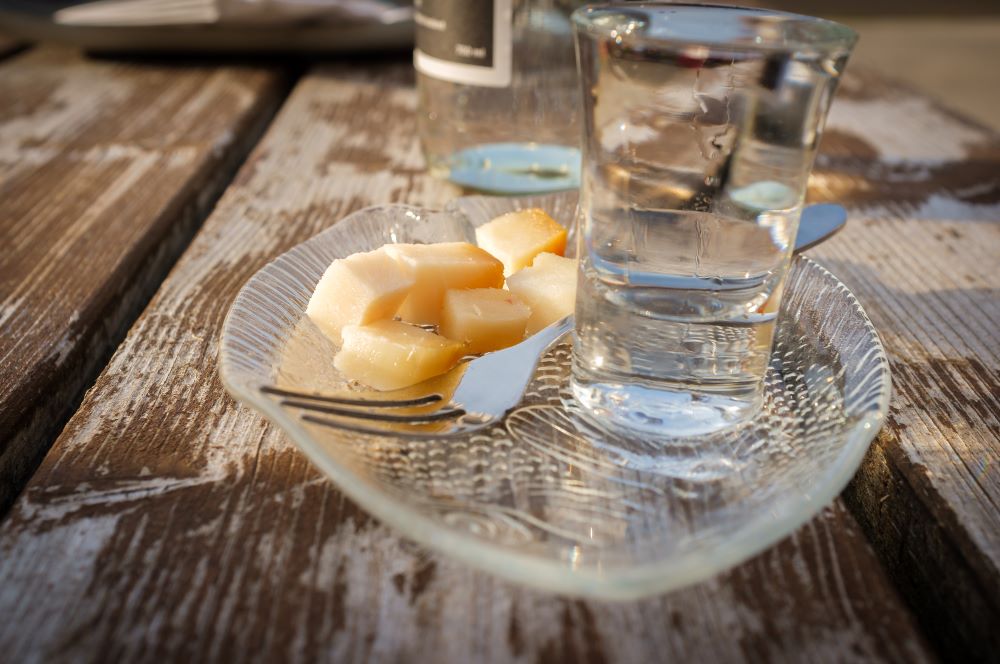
[219,192,890,599]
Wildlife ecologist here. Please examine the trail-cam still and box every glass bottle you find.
[415,0,584,193]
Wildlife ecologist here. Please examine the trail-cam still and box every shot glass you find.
[570,3,856,436]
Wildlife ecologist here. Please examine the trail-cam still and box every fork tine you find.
[260,385,443,408]
[283,398,465,423]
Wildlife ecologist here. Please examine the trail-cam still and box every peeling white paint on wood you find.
[0,46,286,513]
[0,63,934,663]
[827,95,991,163]
[809,69,1000,659]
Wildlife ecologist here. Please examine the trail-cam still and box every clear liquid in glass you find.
[572,203,797,436]
[570,5,854,436]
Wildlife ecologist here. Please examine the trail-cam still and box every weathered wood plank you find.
[0,47,286,512]
[809,68,1000,661]
[0,62,932,663]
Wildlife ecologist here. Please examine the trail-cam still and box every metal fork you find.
[261,314,572,437]
[261,203,846,437]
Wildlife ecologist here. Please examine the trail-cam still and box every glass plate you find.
[219,192,890,599]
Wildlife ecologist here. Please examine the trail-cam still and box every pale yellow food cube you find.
[306,247,414,341]
[506,253,578,334]
[439,288,531,354]
[475,208,568,277]
[384,242,504,325]
[334,320,466,391]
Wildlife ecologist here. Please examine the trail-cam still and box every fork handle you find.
[527,314,575,353]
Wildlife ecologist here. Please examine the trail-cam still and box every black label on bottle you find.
[414,0,512,88]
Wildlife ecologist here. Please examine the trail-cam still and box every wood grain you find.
[808,68,1000,661]
[0,62,931,663]
[0,47,286,513]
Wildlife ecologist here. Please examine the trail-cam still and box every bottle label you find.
[414,0,512,88]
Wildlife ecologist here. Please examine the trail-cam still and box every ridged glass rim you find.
[571,2,858,54]
[218,196,891,599]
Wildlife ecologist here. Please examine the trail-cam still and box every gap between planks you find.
[0,47,296,516]
[0,35,23,61]
[808,70,1000,662]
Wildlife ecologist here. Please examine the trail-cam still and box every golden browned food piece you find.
[333,320,466,391]
[306,247,414,341]
[475,208,567,277]
[384,242,504,325]
[506,252,577,334]
[439,288,531,354]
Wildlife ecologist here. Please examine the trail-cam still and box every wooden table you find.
[0,46,997,663]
